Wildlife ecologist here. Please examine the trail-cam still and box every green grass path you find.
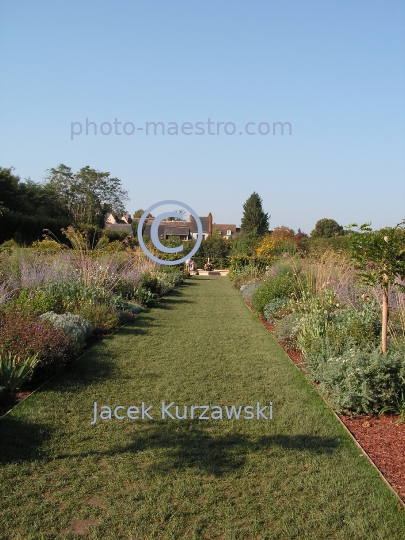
[1,277,405,539]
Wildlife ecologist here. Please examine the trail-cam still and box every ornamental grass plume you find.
[292,249,360,310]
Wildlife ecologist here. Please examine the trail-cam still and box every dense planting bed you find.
[249,305,405,504]
[1,277,405,538]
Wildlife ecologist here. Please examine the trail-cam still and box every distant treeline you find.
[0,165,129,245]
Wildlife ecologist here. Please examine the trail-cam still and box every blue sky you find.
[1,0,404,233]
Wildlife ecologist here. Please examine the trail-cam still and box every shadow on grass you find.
[3,289,193,403]
[53,422,340,477]
[154,289,196,308]
[0,415,53,464]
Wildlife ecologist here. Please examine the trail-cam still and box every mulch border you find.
[243,299,405,507]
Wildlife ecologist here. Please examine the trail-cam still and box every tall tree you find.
[46,164,129,227]
[311,218,343,238]
[133,209,153,218]
[0,167,20,212]
[240,192,269,236]
[0,167,68,218]
[271,226,295,241]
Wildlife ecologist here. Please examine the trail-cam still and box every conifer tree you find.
[240,192,269,236]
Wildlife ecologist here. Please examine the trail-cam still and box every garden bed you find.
[2,276,405,537]
[246,300,405,504]
[0,322,132,418]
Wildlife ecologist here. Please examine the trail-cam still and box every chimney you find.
[208,212,213,237]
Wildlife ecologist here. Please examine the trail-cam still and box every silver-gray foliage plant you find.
[40,312,93,349]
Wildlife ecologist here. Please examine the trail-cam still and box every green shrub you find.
[274,312,301,349]
[102,229,128,242]
[72,302,120,334]
[229,265,256,287]
[111,296,146,314]
[161,271,184,286]
[131,287,155,307]
[40,312,93,350]
[265,257,302,278]
[140,271,177,296]
[296,299,380,359]
[252,273,299,315]
[156,278,174,296]
[31,239,63,252]
[9,279,115,315]
[0,352,39,392]
[117,310,138,324]
[0,210,70,245]
[263,297,291,323]
[307,345,405,414]
[380,390,405,424]
[140,272,160,294]
[11,287,59,315]
[0,239,19,252]
[113,278,141,300]
[229,255,272,280]
[328,303,380,353]
[299,235,351,255]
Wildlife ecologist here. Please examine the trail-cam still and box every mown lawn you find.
[1,276,405,539]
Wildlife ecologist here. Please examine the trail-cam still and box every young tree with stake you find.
[348,221,405,354]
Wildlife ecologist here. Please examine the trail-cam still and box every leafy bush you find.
[72,302,120,334]
[31,239,63,252]
[0,352,39,392]
[40,312,93,350]
[265,257,303,278]
[380,390,405,424]
[9,278,114,315]
[117,310,138,324]
[0,239,19,252]
[0,311,74,373]
[111,296,146,314]
[299,235,351,255]
[10,286,60,315]
[296,299,380,359]
[114,271,178,301]
[131,287,155,306]
[328,302,380,352]
[274,312,301,348]
[102,229,129,242]
[162,271,184,286]
[140,272,160,294]
[156,278,174,296]
[307,345,405,414]
[252,272,299,315]
[112,278,142,300]
[263,297,291,323]
[0,210,70,245]
[229,255,272,279]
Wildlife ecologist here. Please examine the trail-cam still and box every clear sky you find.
[1,0,404,233]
